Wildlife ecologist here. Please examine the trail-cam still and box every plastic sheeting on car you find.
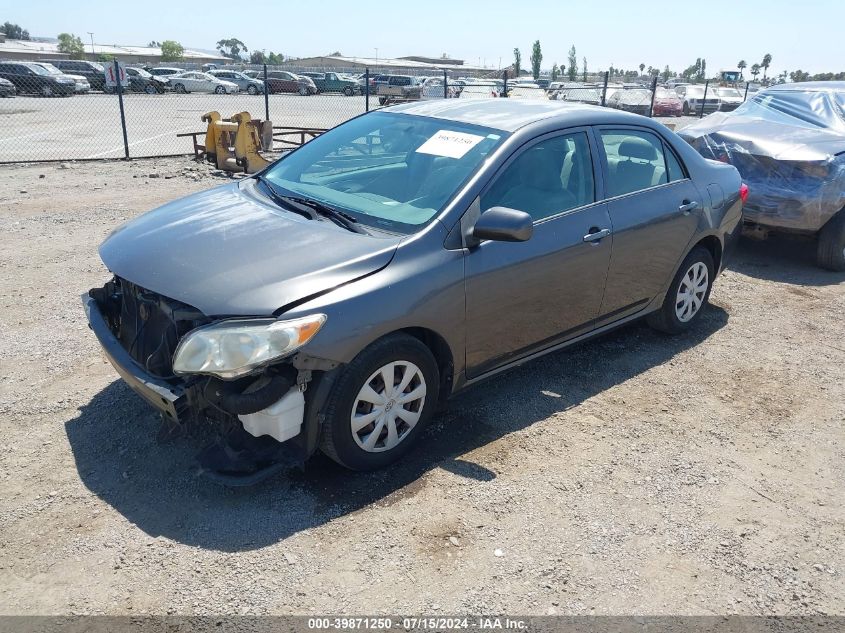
[679,87,845,232]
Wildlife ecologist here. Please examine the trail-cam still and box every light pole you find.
[374,48,378,64]
[87,32,95,59]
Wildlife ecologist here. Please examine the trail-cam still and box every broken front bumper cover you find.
[82,293,189,423]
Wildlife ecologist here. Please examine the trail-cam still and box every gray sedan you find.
[209,69,265,95]
[83,100,744,481]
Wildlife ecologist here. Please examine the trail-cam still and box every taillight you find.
[739,183,749,204]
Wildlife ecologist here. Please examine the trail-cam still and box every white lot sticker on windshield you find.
[416,130,485,159]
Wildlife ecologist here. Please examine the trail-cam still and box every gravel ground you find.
[0,157,843,616]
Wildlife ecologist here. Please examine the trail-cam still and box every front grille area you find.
[98,277,210,378]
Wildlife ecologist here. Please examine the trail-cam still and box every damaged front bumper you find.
[81,289,320,484]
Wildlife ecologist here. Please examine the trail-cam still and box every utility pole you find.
[374,48,379,63]
[88,32,95,60]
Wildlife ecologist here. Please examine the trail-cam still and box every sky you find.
[3,0,842,76]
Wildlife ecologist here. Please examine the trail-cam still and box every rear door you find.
[464,128,613,377]
[595,126,701,320]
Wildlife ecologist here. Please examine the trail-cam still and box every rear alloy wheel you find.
[174,83,186,94]
[299,86,308,96]
[320,334,439,470]
[215,85,225,94]
[247,84,258,95]
[647,246,715,334]
[816,209,845,272]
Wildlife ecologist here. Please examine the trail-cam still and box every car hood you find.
[99,180,402,316]
[679,111,845,161]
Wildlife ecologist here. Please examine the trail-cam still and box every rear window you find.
[738,91,845,131]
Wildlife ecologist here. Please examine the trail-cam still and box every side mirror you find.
[472,206,533,243]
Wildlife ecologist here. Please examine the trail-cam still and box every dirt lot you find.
[0,158,842,616]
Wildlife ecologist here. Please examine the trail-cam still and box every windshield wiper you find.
[254,176,367,234]
[254,175,317,221]
[280,194,368,234]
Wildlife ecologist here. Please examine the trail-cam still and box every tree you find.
[789,69,809,83]
[160,40,184,62]
[737,59,747,79]
[639,63,645,76]
[250,50,266,64]
[329,51,342,56]
[530,40,542,80]
[699,58,707,81]
[551,63,559,82]
[750,63,761,80]
[217,38,248,60]
[512,48,521,76]
[148,40,161,47]
[582,57,587,82]
[97,53,114,62]
[567,45,577,81]
[2,22,30,40]
[57,33,85,59]
[266,51,284,65]
[761,53,772,82]
[662,65,671,82]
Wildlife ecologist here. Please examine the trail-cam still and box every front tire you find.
[343,86,354,96]
[816,209,845,271]
[247,84,258,95]
[299,86,308,96]
[214,85,225,94]
[647,246,715,334]
[319,334,439,471]
[174,83,186,94]
[144,84,157,94]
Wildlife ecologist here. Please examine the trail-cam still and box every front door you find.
[464,129,613,378]
[595,127,702,318]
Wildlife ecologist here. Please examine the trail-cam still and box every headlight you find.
[172,314,326,379]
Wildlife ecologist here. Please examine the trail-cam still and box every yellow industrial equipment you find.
[231,112,272,173]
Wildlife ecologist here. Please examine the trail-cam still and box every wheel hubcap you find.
[351,361,426,453]
[675,262,709,322]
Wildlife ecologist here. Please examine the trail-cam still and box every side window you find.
[600,129,669,197]
[664,144,686,182]
[481,132,595,222]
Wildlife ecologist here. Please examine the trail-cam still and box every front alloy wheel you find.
[351,361,426,452]
[320,333,439,470]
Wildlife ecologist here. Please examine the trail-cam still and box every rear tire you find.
[144,84,157,95]
[214,85,225,94]
[647,246,715,334]
[299,86,307,96]
[816,209,845,272]
[682,102,690,115]
[174,83,186,94]
[319,334,439,471]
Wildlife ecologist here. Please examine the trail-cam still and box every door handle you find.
[679,200,699,214]
[583,227,611,243]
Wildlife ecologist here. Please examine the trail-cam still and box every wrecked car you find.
[83,100,744,483]
[679,82,845,271]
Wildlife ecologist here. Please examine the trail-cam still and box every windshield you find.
[133,67,152,78]
[736,90,845,131]
[25,64,51,76]
[264,112,507,233]
[717,88,743,98]
[37,63,62,75]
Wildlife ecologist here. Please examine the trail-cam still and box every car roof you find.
[765,81,845,93]
[388,98,648,132]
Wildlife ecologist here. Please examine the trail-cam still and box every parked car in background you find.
[377,75,421,104]
[30,62,90,93]
[265,71,317,95]
[418,76,459,100]
[713,87,745,111]
[607,88,652,115]
[675,85,720,115]
[680,82,845,271]
[44,59,106,91]
[299,71,361,96]
[0,61,76,97]
[209,69,265,94]
[552,87,602,105]
[83,99,743,479]
[123,66,167,94]
[148,67,185,78]
[0,77,16,97]
[507,85,548,99]
[651,87,683,116]
[168,72,239,94]
[458,81,502,99]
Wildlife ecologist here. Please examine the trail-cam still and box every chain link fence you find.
[0,60,752,164]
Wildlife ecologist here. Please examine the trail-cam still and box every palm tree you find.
[750,63,761,81]
[639,63,645,76]
[761,53,772,82]
[737,60,747,79]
